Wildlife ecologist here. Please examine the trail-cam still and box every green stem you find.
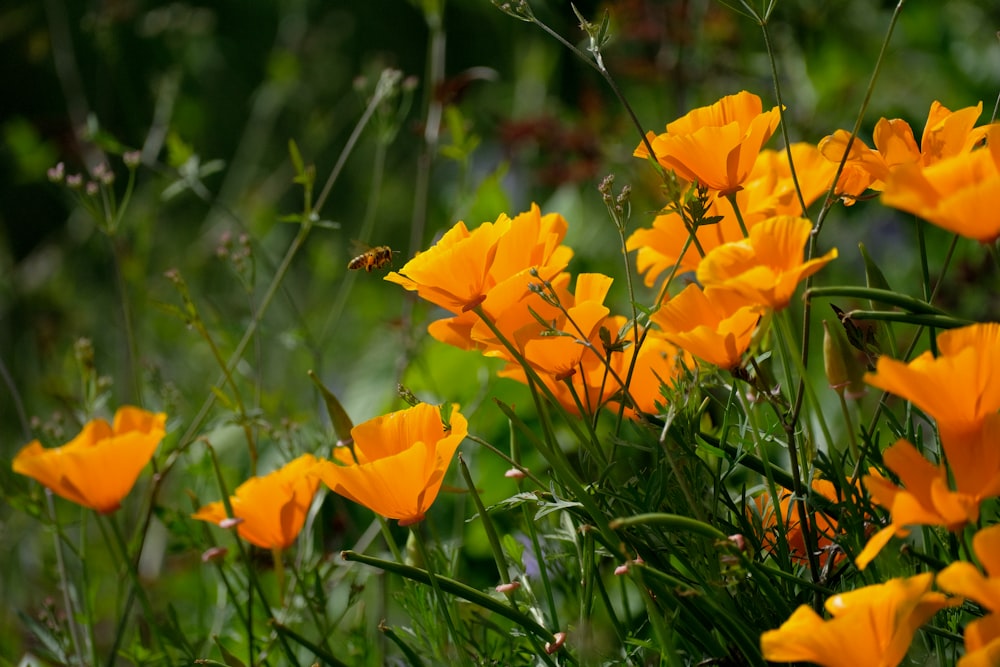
[458,453,509,585]
[342,550,560,645]
[103,514,167,656]
[47,494,88,666]
[407,526,472,666]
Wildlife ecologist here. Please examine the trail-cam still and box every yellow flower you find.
[635,90,781,195]
[881,126,1000,242]
[650,284,759,369]
[760,573,955,667]
[696,215,837,311]
[12,406,166,514]
[937,525,1000,667]
[313,403,467,526]
[192,454,320,550]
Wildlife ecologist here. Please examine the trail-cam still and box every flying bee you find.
[347,245,396,272]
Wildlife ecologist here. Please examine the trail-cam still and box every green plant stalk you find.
[914,218,939,351]
[173,74,389,461]
[632,561,764,667]
[519,501,560,633]
[600,187,645,437]
[465,433,545,488]
[271,620,351,667]
[841,311,972,329]
[458,453,509,586]
[775,309,835,451]
[107,233,143,407]
[737,385,794,570]
[377,515,405,564]
[341,550,560,646]
[759,18,807,217]
[46,494,89,666]
[837,389,860,463]
[657,413,708,524]
[560,376,608,467]
[408,524,472,667]
[380,621,427,667]
[770,312,825,594]
[522,13,658,164]
[806,285,950,315]
[472,305,602,465]
[204,442,298,664]
[319,120,390,342]
[724,192,750,238]
[102,514,168,657]
[286,558,335,656]
[790,2,907,567]
[589,559,627,648]
[494,399,617,546]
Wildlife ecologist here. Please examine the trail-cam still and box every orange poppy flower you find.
[625,195,742,283]
[388,204,571,316]
[650,284,759,369]
[696,215,838,311]
[393,205,573,347]
[754,478,849,566]
[497,315,689,418]
[483,273,612,378]
[313,403,467,526]
[635,91,781,195]
[881,126,1000,242]
[192,454,320,550]
[12,406,166,514]
[626,143,836,286]
[938,525,1000,667]
[819,100,987,200]
[760,573,954,667]
[864,322,1000,435]
[856,415,1000,569]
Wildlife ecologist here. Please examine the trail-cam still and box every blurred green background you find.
[1,0,999,661]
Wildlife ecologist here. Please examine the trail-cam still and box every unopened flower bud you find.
[201,546,228,563]
[495,581,521,594]
[545,632,566,654]
[504,467,527,479]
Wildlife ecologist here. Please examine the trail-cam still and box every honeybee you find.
[348,245,395,272]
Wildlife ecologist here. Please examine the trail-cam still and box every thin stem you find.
[47,494,87,666]
[408,525,472,666]
[759,19,808,216]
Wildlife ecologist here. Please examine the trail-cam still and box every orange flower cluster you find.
[388,204,691,417]
[856,323,1000,569]
[628,91,838,370]
[194,404,466,544]
[820,100,998,241]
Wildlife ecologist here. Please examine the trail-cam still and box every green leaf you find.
[308,370,355,443]
[213,636,248,667]
[859,242,893,293]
